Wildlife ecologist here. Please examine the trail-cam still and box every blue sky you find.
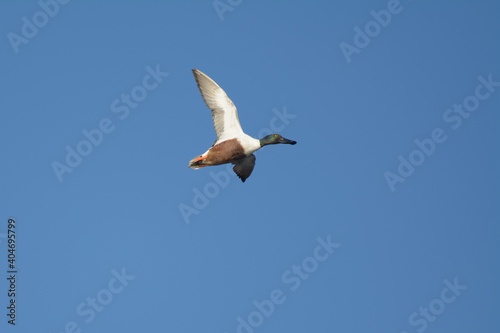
[1,1,499,332]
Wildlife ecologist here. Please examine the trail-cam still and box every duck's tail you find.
[188,155,208,169]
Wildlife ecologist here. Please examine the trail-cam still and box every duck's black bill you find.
[279,137,297,145]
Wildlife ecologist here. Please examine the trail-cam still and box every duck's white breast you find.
[238,135,261,155]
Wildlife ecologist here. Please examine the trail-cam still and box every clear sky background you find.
[1,1,499,332]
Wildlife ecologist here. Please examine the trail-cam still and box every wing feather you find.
[192,69,244,142]
[232,154,256,182]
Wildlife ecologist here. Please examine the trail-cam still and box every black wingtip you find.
[235,172,247,183]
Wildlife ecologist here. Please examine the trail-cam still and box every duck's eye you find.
[274,134,277,137]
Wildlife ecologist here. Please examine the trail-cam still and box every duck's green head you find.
[260,134,297,147]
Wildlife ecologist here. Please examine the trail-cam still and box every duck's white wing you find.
[192,69,244,143]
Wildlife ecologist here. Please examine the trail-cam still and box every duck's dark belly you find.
[207,139,247,165]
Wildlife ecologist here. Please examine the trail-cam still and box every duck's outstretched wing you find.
[232,154,256,183]
[192,69,244,143]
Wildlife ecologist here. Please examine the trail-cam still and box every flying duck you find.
[188,69,297,182]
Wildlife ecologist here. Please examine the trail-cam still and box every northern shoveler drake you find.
[188,69,297,182]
